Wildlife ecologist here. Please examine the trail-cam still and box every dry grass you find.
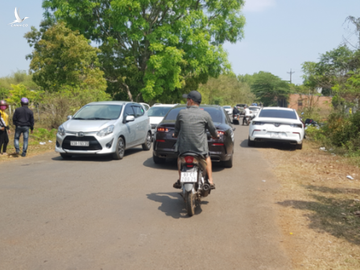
[259,141,360,269]
[0,133,55,162]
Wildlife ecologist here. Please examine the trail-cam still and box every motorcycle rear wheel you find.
[185,191,196,216]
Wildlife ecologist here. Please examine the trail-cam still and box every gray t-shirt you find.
[174,106,217,155]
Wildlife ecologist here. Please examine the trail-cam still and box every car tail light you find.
[157,127,169,132]
[290,124,303,128]
[184,156,194,163]
[156,139,165,142]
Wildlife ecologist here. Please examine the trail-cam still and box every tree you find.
[198,74,254,105]
[37,0,245,101]
[250,72,291,107]
[25,22,107,94]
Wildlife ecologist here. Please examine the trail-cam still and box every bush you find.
[31,128,57,141]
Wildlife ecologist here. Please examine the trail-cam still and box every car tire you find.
[142,132,152,150]
[296,142,303,150]
[248,136,255,147]
[60,153,72,159]
[153,154,166,164]
[223,155,233,168]
[112,137,125,160]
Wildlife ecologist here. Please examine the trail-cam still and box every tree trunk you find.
[123,83,133,101]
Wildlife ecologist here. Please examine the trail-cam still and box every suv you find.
[55,101,152,160]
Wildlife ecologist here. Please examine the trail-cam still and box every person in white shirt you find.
[242,106,251,125]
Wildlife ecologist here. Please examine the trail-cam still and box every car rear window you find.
[165,107,223,123]
[258,109,297,119]
[148,106,173,117]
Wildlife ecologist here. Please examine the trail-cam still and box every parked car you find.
[222,105,232,115]
[153,105,235,168]
[140,102,150,111]
[55,101,152,160]
[248,107,304,149]
[249,106,261,117]
[147,104,177,139]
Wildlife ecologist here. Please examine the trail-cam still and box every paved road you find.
[0,125,291,270]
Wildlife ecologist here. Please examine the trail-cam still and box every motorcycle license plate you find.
[180,172,197,183]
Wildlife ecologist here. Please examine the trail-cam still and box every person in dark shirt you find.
[172,91,218,189]
[13,97,34,157]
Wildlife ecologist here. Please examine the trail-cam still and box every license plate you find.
[70,141,89,146]
[270,132,280,138]
[180,172,197,183]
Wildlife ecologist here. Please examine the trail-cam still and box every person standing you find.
[0,100,10,155]
[13,97,34,157]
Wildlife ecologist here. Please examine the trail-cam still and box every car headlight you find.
[97,125,115,137]
[58,125,66,136]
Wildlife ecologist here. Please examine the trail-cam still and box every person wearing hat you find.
[172,90,219,189]
[0,100,10,155]
[12,97,34,157]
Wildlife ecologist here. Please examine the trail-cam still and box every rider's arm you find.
[206,114,219,139]
[173,113,181,138]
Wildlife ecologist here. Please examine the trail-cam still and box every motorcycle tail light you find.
[184,156,194,163]
[157,127,169,132]
[212,143,224,146]
[217,130,225,135]
[186,165,194,168]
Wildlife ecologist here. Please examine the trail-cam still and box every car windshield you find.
[258,109,297,119]
[165,107,223,123]
[73,105,123,120]
[147,106,173,117]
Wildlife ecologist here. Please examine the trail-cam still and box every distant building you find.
[288,94,332,112]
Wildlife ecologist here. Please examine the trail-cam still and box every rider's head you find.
[182,91,202,106]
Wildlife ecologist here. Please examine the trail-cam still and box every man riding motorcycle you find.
[242,105,251,125]
[172,91,219,189]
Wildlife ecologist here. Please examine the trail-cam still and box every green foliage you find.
[25,22,107,93]
[31,128,57,141]
[39,0,246,102]
[6,84,44,107]
[0,71,41,91]
[250,72,291,106]
[197,74,255,105]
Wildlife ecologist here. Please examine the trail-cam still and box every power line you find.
[287,68,295,83]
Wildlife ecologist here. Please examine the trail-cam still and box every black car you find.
[152,105,235,168]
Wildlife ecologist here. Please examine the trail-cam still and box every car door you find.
[132,104,148,144]
[122,104,137,147]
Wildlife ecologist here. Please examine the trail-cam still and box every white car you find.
[248,107,304,149]
[249,106,261,117]
[147,104,177,138]
[222,105,232,115]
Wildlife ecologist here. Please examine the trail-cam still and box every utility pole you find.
[287,69,295,83]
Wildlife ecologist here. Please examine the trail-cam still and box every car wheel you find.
[153,154,166,164]
[296,142,303,150]
[248,136,255,147]
[223,154,233,168]
[60,153,72,160]
[112,137,125,160]
[142,132,152,150]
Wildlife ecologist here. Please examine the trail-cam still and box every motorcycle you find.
[179,152,211,216]
[232,113,240,125]
[243,112,255,126]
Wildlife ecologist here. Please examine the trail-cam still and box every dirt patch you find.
[258,140,360,269]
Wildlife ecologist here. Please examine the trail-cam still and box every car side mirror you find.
[67,115,73,120]
[125,115,135,122]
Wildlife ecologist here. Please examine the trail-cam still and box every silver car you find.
[55,101,152,160]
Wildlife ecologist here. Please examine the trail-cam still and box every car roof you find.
[151,104,177,107]
[261,107,295,112]
[86,101,132,106]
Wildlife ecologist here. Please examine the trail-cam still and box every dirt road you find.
[0,126,291,269]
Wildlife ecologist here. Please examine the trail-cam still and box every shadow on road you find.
[147,192,208,218]
[277,185,360,245]
[143,157,225,172]
[240,138,296,152]
[51,148,144,162]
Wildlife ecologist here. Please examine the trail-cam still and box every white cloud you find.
[243,0,276,12]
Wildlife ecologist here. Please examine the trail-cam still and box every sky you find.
[1,0,360,86]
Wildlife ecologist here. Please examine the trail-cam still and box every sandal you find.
[173,179,181,189]
[210,184,216,190]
